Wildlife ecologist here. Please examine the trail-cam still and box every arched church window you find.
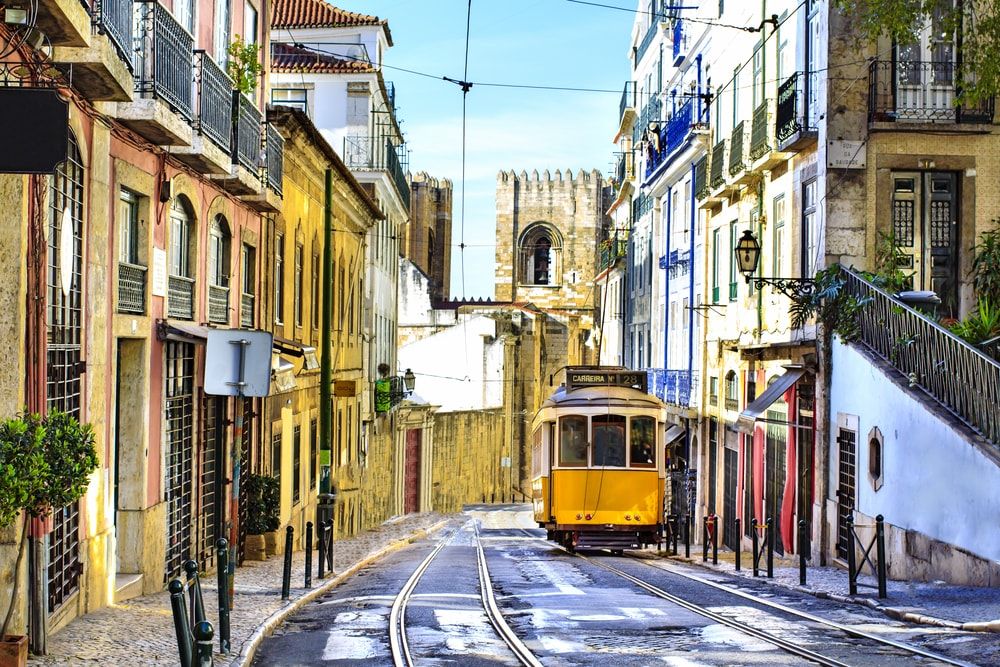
[519,223,562,287]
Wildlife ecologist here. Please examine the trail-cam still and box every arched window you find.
[518,223,562,286]
[426,228,435,277]
[724,370,738,411]
[168,197,195,319]
[208,215,230,323]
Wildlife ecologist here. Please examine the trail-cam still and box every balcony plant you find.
[0,411,97,667]
[949,299,1000,346]
[243,473,280,560]
[971,223,1000,306]
[227,36,263,96]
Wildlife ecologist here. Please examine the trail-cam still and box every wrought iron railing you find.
[117,262,146,314]
[728,121,746,177]
[620,81,635,121]
[749,100,771,160]
[636,19,658,64]
[343,135,410,209]
[133,0,193,119]
[694,154,709,200]
[93,0,134,70]
[841,267,1000,446]
[776,72,815,143]
[631,192,652,222]
[648,368,700,407]
[168,274,194,319]
[599,234,628,270]
[264,123,283,195]
[233,91,262,171]
[645,98,693,178]
[240,292,254,327]
[725,397,738,411]
[194,51,233,153]
[671,19,685,64]
[709,140,726,189]
[868,60,994,124]
[375,375,407,413]
[208,284,229,323]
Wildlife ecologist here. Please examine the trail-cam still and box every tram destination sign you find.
[566,369,647,390]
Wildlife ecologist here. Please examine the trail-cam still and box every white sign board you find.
[151,248,167,297]
[827,140,867,169]
[501,457,511,468]
[204,329,273,397]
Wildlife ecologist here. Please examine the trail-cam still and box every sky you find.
[356,1,635,299]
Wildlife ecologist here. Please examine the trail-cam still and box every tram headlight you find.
[585,513,592,520]
[576,513,583,520]
[625,514,632,521]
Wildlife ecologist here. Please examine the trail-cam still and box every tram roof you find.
[539,385,666,410]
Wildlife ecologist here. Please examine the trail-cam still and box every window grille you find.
[165,341,195,581]
[199,395,223,569]
[237,397,253,564]
[836,428,857,560]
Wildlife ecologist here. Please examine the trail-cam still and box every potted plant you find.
[243,474,280,561]
[0,410,97,666]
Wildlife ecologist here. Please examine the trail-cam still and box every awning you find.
[664,424,685,444]
[736,366,807,435]
[271,354,297,393]
[273,336,320,371]
[157,320,212,343]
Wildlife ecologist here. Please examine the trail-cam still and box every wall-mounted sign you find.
[827,140,867,169]
[334,380,356,397]
[151,248,167,297]
[0,89,68,174]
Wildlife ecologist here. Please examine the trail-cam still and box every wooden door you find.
[404,429,421,514]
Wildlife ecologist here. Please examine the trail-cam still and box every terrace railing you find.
[117,262,146,314]
[709,140,726,189]
[93,0,134,70]
[194,51,233,153]
[265,123,284,195]
[208,284,229,324]
[620,81,635,122]
[728,121,746,177]
[343,135,410,209]
[232,91,263,172]
[841,267,1000,446]
[749,100,771,160]
[240,292,255,328]
[694,154,709,200]
[868,60,994,124]
[133,0,193,119]
[776,72,815,144]
[168,274,194,320]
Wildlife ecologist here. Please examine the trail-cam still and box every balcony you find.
[631,192,652,223]
[775,72,818,152]
[343,135,410,209]
[214,91,263,196]
[747,99,786,171]
[660,248,690,278]
[724,397,738,412]
[868,59,994,127]
[208,284,229,324]
[243,121,283,212]
[619,81,637,131]
[117,0,194,145]
[648,369,699,410]
[635,19,659,65]
[599,233,628,271]
[694,154,709,201]
[117,262,146,314]
[175,51,233,174]
[32,0,91,47]
[644,98,693,180]
[707,139,728,199]
[53,0,134,100]
[634,95,662,144]
[167,275,194,320]
[375,375,408,414]
[841,267,1000,446]
[671,20,687,66]
[728,121,747,181]
[240,292,255,328]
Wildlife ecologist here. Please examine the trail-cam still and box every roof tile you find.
[271,43,374,73]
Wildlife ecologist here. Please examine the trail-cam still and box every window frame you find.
[557,415,589,467]
[118,189,140,265]
[274,232,285,324]
[294,241,303,327]
[801,179,818,279]
[592,414,627,468]
[629,416,657,469]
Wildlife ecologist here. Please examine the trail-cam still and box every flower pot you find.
[0,634,27,667]
[244,533,267,561]
[264,529,283,557]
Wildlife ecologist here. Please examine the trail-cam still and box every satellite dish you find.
[59,206,74,296]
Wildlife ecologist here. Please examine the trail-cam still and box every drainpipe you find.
[663,188,671,369]
[685,161,697,470]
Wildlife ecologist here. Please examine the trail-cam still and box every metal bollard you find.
[168,579,193,667]
[847,516,857,595]
[766,517,774,579]
[183,560,206,626]
[193,620,214,667]
[711,515,718,565]
[325,520,334,571]
[305,521,313,588]
[702,516,709,562]
[282,525,294,599]
[735,518,741,571]
[216,538,231,654]
[684,514,691,559]
[876,514,887,599]
[318,521,327,579]
[798,519,807,586]
[751,519,759,577]
[672,516,679,555]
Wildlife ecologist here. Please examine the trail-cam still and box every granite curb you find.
[665,553,1000,633]
[228,517,452,667]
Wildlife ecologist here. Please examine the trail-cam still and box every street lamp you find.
[735,230,817,301]
[403,368,416,393]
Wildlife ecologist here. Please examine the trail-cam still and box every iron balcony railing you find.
[208,284,229,323]
[728,121,746,177]
[264,123,284,195]
[645,98,693,179]
[841,267,1000,446]
[709,140,726,189]
[749,100,771,160]
[599,233,628,270]
[168,274,194,319]
[194,51,233,153]
[776,72,816,143]
[725,397,738,411]
[671,19,685,64]
[631,192,652,223]
[240,292,254,327]
[133,0,193,119]
[694,154,709,200]
[343,135,410,209]
[232,91,262,171]
[619,81,635,122]
[635,18,659,64]
[117,262,146,314]
[385,81,396,110]
[868,60,995,124]
[375,375,407,414]
[92,0,134,70]
[648,369,699,407]
[634,95,663,144]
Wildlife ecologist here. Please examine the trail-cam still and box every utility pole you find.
[318,169,335,531]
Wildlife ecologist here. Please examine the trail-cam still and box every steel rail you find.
[474,523,544,667]
[388,538,448,667]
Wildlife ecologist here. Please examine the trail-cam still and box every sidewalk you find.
[29,512,451,666]
[661,546,1000,632]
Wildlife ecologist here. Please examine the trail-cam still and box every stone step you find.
[114,573,143,602]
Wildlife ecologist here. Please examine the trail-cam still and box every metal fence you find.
[133,0,193,120]
[194,51,233,153]
[233,91,262,172]
[868,60,994,124]
[343,135,409,208]
[118,262,146,314]
[208,284,229,324]
[841,267,1000,446]
[240,292,254,328]
[168,275,194,320]
[619,81,635,121]
[709,140,726,189]
[92,0,134,71]
[728,121,745,177]
[265,123,284,195]
[749,100,771,160]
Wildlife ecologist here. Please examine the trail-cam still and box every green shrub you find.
[244,474,280,534]
[950,300,1000,345]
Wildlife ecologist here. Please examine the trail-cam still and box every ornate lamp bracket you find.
[748,277,817,302]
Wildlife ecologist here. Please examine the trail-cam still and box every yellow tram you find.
[530,367,669,552]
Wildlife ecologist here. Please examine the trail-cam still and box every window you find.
[311,250,320,329]
[724,370,738,410]
[802,179,819,278]
[174,0,194,32]
[772,195,786,276]
[274,233,284,323]
[712,228,721,303]
[752,42,764,109]
[119,189,139,265]
[271,430,281,482]
[629,416,656,468]
[213,0,231,66]
[243,0,258,43]
[729,222,738,300]
[294,241,303,326]
[208,216,230,287]
[558,415,588,466]
[868,426,884,491]
[242,245,255,296]
[292,425,301,503]
[520,225,558,285]
[271,88,308,112]
[776,13,789,82]
[169,201,191,278]
[709,376,719,405]
[593,414,626,467]
[310,417,318,490]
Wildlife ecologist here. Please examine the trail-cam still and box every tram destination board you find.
[566,368,647,390]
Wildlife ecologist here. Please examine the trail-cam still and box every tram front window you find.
[559,415,588,466]
[630,416,656,468]
[593,414,626,467]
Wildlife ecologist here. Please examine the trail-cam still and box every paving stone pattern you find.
[29,513,447,666]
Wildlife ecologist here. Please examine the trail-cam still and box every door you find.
[199,395,226,570]
[722,448,737,550]
[836,428,857,561]
[796,386,815,556]
[891,172,959,315]
[404,429,421,514]
[895,1,956,121]
[765,407,787,555]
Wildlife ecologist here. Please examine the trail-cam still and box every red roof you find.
[271,0,392,44]
[271,43,373,74]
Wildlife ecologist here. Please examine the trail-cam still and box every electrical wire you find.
[563,0,772,33]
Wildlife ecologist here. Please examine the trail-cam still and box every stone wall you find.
[407,172,452,303]
[431,408,510,512]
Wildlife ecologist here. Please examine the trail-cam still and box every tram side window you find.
[630,416,656,468]
[559,415,588,466]
[531,427,543,477]
[593,414,626,467]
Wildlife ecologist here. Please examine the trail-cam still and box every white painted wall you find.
[830,341,1000,561]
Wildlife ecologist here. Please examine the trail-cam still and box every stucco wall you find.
[431,409,509,512]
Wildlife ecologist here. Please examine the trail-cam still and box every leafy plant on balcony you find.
[788,265,873,341]
[0,410,97,639]
[971,222,1000,305]
[949,299,1000,346]
[227,36,263,95]
[872,229,913,294]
